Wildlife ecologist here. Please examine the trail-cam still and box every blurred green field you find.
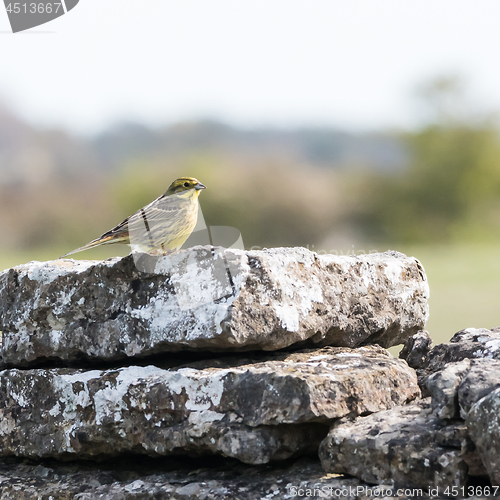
[401,243,500,345]
[1,243,498,350]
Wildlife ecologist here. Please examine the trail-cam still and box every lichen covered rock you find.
[0,346,419,463]
[0,456,389,500]
[466,387,500,484]
[319,399,472,489]
[423,328,500,374]
[401,327,500,398]
[0,247,429,366]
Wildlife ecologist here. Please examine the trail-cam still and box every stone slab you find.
[466,387,500,485]
[319,399,473,489]
[0,457,415,500]
[0,247,429,366]
[0,346,420,463]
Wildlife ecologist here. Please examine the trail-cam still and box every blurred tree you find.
[364,76,500,244]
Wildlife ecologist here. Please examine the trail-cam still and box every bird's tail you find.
[60,235,122,258]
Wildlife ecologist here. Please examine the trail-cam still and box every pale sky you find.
[1,0,500,133]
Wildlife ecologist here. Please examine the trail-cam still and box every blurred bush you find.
[360,76,500,244]
[2,75,500,256]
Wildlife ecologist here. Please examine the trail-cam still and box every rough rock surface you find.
[0,346,419,463]
[319,398,477,489]
[0,247,429,366]
[466,388,500,485]
[427,359,472,419]
[458,359,500,417]
[401,328,500,397]
[0,456,425,500]
[403,329,500,483]
[428,358,500,420]
[423,328,500,373]
[399,330,433,370]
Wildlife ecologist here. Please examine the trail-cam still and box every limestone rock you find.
[423,356,500,421]
[457,358,500,418]
[414,348,500,481]
[0,456,403,500]
[427,359,471,419]
[0,247,429,367]
[400,330,434,395]
[0,346,419,463]
[466,387,500,485]
[423,359,490,476]
[405,328,500,396]
[319,399,471,489]
[424,328,500,374]
[399,330,433,370]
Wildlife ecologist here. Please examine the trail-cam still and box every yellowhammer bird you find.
[61,177,206,257]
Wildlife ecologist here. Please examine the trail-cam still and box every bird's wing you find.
[60,193,192,258]
[126,194,195,250]
[100,194,187,240]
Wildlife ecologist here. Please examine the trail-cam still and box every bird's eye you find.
[184,182,190,187]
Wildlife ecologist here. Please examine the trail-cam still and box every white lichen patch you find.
[0,411,16,436]
[54,370,101,422]
[307,354,331,361]
[93,381,129,425]
[129,250,251,342]
[251,251,324,332]
[130,293,233,342]
[52,289,77,316]
[47,329,65,349]
[0,247,429,365]
[48,401,62,417]
[463,327,489,335]
[124,340,144,357]
[167,368,226,411]
[16,259,98,285]
[187,410,225,437]
[48,365,228,433]
[125,480,147,493]
[274,304,300,332]
[382,260,404,284]
[484,339,500,355]
[169,252,234,310]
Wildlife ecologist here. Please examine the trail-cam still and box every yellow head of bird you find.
[164,177,207,197]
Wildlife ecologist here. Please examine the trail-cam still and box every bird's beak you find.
[195,182,207,190]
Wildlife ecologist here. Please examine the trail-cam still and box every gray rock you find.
[400,331,434,396]
[399,330,433,369]
[432,422,487,477]
[0,456,410,500]
[425,357,500,421]
[427,360,471,419]
[319,399,471,489]
[0,247,429,366]
[458,358,500,418]
[0,340,4,372]
[411,328,500,396]
[0,346,420,463]
[425,328,500,373]
[466,387,500,485]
